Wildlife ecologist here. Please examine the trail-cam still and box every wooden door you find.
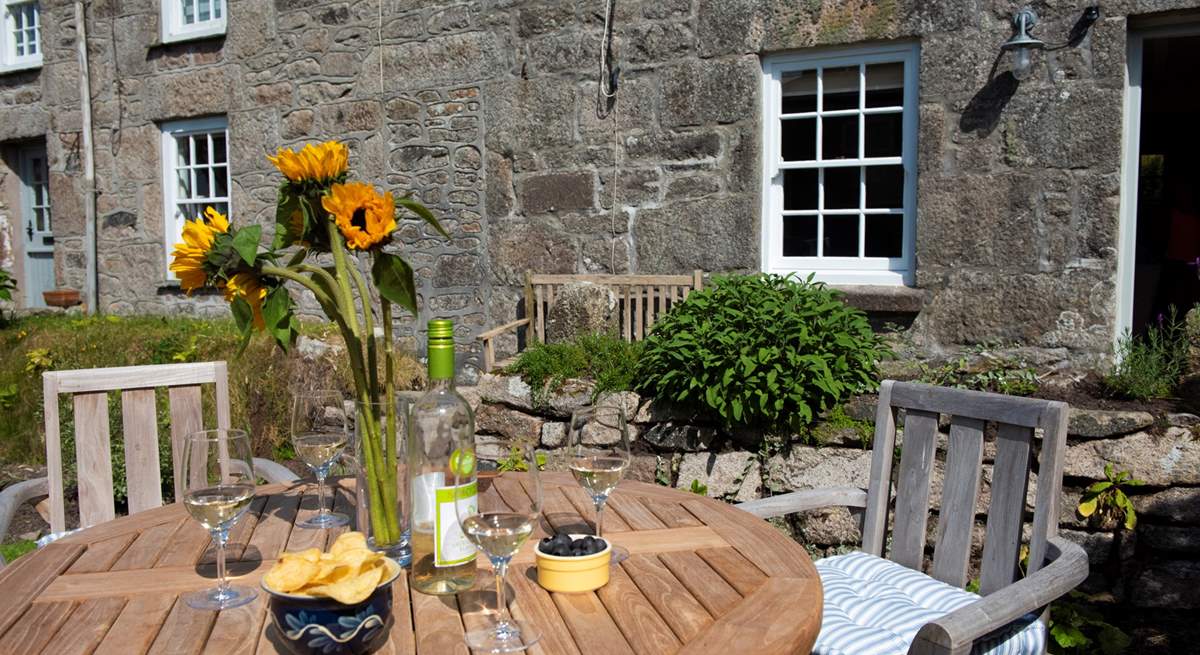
[18,144,53,308]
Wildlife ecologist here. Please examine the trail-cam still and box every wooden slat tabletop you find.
[0,473,821,655]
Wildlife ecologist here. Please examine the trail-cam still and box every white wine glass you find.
[292,391,350,529]
[454,441,543,653]
[568,402,631,563]
[181,428,257,611]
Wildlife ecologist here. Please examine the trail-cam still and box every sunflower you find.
[321,182,396,251]
[169,207,230,293]
[267,141,349,184]
[222,271,267,330]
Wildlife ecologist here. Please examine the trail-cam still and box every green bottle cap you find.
[427,319,455,380]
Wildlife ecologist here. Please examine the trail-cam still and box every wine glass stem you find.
[215,527,230,596]
[594,500,605,539]
[493,560,512,629]
[316,474,327,518]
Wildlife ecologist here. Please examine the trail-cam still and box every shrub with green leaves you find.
[1104,311,1189,400]
[507,332,642,406]
[1077,463,1143,530]
[635,274,888,433]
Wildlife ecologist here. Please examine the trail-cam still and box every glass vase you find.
[353,397,412,566]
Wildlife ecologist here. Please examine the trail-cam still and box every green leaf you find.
[371,252,418,317]
[1085,481,1113,494]
[231,225,262,266]
[1077,496,1098,517]
[397,196,450,239]
[262,286,294,350]
[285,247,309,268]
[273,186,302,250]
[229,297,254,356]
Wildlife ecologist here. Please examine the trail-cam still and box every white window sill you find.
[763,268,913,287]
[160,24,226,45]
[0,59,42,75]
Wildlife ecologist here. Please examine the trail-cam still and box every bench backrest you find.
[865,381,1069,593]
[524,271,704,343]
[42,361,231,533]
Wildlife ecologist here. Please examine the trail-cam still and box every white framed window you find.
[0,1,41,73]
[760,42,919,285]
[161,116,230,277]
[160,0,226,44]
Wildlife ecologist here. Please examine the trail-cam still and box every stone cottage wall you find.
[462,372,1200,613]
[5,1,1200,369]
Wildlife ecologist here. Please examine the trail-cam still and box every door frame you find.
[1117,18,1200,345]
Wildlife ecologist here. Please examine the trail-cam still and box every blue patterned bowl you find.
[262,559,402,655]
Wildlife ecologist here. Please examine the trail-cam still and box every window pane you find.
[179,203,201,221]
[865,214,903,258]
[781,70,816,113]
[823,215,859,257]
[212,202,229,216]
[177,171,192,198]
[866,62,904,108]
[783,169,817,211]
[194,136,209,165]
[822,115,858,160]
[864,113,902,158]
[183,0,196,24]
[781,118,815,161]
[823,66,859,111]
[212,133,227,163]
[197,167,211,197]
[214,0,223,19]
[865,165,904,208]
[176,136,191,167]
[34,208,46,232]
[27,31,37,55]
[783,216,817,257]
[823,167,858,209]
[199,0,211,22]
[214,165,228,197]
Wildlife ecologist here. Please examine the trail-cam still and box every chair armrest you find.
[254,458,300,484]
[736,487,867,519]
[909,536,1089,655]
[478,318,531,341]
[0,477,49,566]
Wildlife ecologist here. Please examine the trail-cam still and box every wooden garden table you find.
[0,473,821,654]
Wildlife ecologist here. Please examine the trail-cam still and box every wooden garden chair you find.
[0,362,296,565]
[739,381,1089,655]
[477,270,704,372]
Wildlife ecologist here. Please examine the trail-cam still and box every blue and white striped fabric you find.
[813,551,1045,655]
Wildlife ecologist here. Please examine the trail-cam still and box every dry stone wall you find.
[465,372,1200,612]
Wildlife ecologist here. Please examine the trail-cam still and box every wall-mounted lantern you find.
[1001,6,1045,81]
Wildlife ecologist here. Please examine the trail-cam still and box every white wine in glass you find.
[181,428,257,611]
[568,402,631,564]
[454,442,542,653]
[292,391,350,529]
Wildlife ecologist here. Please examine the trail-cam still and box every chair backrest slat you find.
[121,388,162,515]
[73,391,117,529]
[890,408,938,569]
[43,362,230,534]
[622,285,632,341]
[646,286,657,330]
[168,385,204,499]
[1027,403,1069,576]
[979,423,1033,595]
[633,286,643,340]
[534,285,545,342]
[861,380,897,556]
[930,416,985,587]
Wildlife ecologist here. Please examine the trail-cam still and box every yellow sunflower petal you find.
[321,182,396,251]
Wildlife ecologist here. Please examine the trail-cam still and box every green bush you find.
[507,332,642,406]
[635,274,888,434]
[0,314,421,506]
[1104,311,1190,400]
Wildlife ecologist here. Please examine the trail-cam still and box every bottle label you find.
[433,480,477,567]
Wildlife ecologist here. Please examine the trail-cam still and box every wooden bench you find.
[478,270,704,372]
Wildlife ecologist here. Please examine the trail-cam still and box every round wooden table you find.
[0,473,822,654]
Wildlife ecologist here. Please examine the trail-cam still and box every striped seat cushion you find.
[813,551,1045,655]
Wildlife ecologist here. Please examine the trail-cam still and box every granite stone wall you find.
[4,1,1200,371]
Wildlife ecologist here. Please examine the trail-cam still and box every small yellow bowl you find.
[535,534,612,593]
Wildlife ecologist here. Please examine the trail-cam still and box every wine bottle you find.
[408,319,477,595]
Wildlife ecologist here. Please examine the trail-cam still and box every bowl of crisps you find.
[262,532,402,655]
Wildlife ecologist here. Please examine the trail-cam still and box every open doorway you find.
[1126,29,1200,335]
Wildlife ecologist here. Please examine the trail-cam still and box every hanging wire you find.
[596,0,621,272]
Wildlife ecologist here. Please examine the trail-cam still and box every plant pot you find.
[43,289,81,308]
